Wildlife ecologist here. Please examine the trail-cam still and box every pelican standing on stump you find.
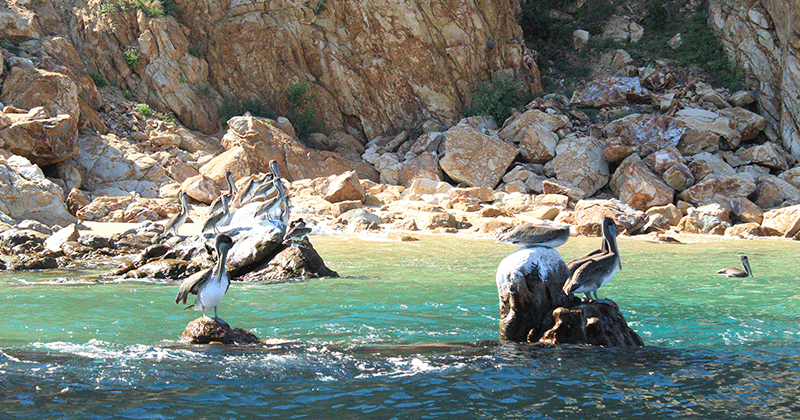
[175,234,234,322]
[563,217,621,302]
[497,222,570,248]
[717,255,753,277]
[164,191,189,237]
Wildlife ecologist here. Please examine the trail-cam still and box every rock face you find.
[495,246,642,346]
[180,317,261,345]
[0,155,76,226]
[709,0,800,158]
[38,0,540,137]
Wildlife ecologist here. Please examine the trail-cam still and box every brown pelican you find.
[209,171,238,215]
[563,217,621,302]
[267,160,290,225]
[163,191,189,237]
[717,255,752,277]
[202,194,231,236]
[175,234,233,321]
[236,172,273,207]
[497,222,570,248]
[284,218,312,241]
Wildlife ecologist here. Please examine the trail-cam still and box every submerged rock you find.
[180,317,261,345]
[540,300,644,346]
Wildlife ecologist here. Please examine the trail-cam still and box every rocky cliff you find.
[709,0,800,158]
[11,0,540,138]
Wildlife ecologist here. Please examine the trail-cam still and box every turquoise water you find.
[1,234,799,418]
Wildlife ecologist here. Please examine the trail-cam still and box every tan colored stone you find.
[330,200,363,217]
[448,186,495,203]
[66,188,91,216]
[730,197,763,224]
[0,4,42,41]
[678,172,756,209]
[571,198,648,234]
[643,147,683,175]
[543,179,587,202]
[602,114,685,162]
[752,175,800,209]
[736,142,789,171]
[440,124,517,188]
[662,162,694,191]
[609,154,674,211]
[316,171,365,204]
[645,203,683,226]
[687,152,735,182]
[0,113,79,166]
[678,128,720,155]
[761,205,800,237]
[725,223,783,238]
[570,77,650,107]
[525,206,561,221]
[400,152,441,187]
[499,110,567,163]
[546,136,608,196]
[166,161,200,184]
[182,174,218,204]
[676,215,702,234]
[198,146,252,190]
[717,107,767,141]
[675,108,741,149]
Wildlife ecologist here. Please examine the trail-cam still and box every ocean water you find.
[1,234,799,419]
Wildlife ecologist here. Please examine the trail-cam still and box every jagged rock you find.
[570,77,650,108]
[688,152,736,182]
[643,147,683,175]
[662,162,695,191]
[239,239,338,282]
[180,317,261,345]
[545,135,608,196]
[0,4,42,41]
[440,124,517,188]
[602,114,685,162]
[498,109,567,163]
[610,154,674,211]
[1,59,79,123]
[66,188,91,216]
[182,174,218,204]
[599,49,633,74]
[688,204,731,234]
[77,234,115,250]
[752,175,800,209]
[736,142,790,171]
[403,178,452,199]
[678,172,756,209]
[0,155,76,226]
[329,200,362,217]
[675,108,741,150]
[542,179,587,202]
[226,225,285,277]
[12,253,59,271]
[198,147,252,191]
[717,107,767,141]
[725,222,782,238]
[18,220,52,235]
[539,300,643,346]
[222,116,378,182]
[779,166,800,189]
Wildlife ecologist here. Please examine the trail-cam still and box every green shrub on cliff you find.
[123,47,140,69]
[218,98,275,126]
[283,82,322,139]
[135,103,152,117]
[464,75,532,126]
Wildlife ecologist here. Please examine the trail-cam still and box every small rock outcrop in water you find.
[180,317,261,345]
[496,247,642,346]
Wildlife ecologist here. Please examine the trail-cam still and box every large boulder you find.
[0,155,76,227]
[545,135,608,197]
[1,59,80,122]
[602,114,685,162]
[736,142,790,171]
[498,109,568,163]
[609,154,674,211]
[0,109,79,166]
[570,77,650,107]
[761,205,800,237]
[675,108,741,150]
[222,115,378,182]
[678,172,757,209]
[440,124,517,188]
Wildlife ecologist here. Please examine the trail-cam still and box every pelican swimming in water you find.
[175,234,234,321]
[563,217,621,302]
[163,191,189,237]
[202,194,232,236]
[717,255,752,277]
[497,222,570,248]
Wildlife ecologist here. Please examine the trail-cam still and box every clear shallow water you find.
[1,234,799,419]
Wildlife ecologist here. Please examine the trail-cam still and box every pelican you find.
[175,234,234,321]
[268,160,290,225]
[563,217,621,302]
[163,191,189,237]
[497,222,570,248]
[284,218,312,241]
[236,172,273,207]
[717,255,752,277]
[209,171,237,215]
[202,194,232,236]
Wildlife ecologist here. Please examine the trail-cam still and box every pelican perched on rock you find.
[268,160,290,225]
[497,222,570,248]
[202,194,232,236]
[163,191,189,237]
[717,255,752,277]
[284,218,312,241]
[236,172,273,207]
[175,234,234,321]
[563,217,621,302]
[209,171,237,216]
